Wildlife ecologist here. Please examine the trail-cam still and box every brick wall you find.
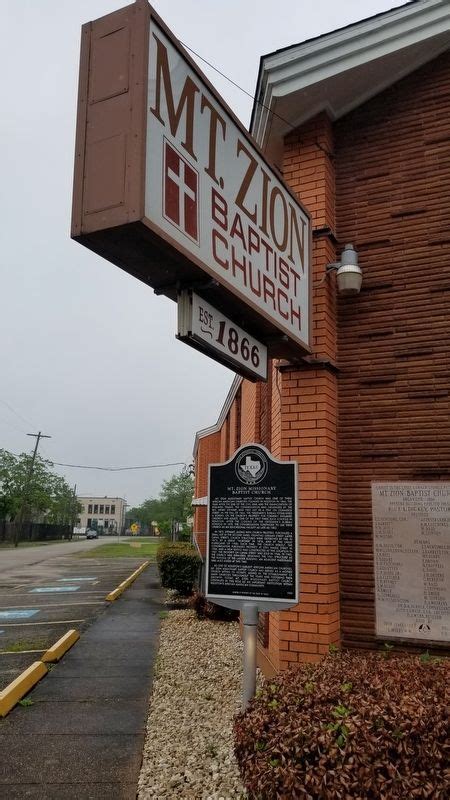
[253,113,341,671]
[334,52,450,648]
[240,381,260,444]
[194,431,220,557]
[193,53,450,668]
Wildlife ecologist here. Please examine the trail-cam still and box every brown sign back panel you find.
[72,1,148,236]
[71,1,309,358]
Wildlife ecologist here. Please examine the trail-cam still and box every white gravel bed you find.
[138,608,247,800]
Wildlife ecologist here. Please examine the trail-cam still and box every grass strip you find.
[78,541,159,559]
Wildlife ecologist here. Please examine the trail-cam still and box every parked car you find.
[86,529,98,539]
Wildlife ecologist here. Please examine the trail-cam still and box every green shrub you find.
[156,541,201,595]
[156,539,170,567]
[234,650,448,799]
[189,590,239,622]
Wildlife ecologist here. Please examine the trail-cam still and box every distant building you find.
[77,496,126,534]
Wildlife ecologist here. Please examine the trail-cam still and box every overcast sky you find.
[1,0,408,507]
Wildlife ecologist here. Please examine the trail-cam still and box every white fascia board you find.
[253,0,450,142]
[270,21,449,97]
[264,0,447,80]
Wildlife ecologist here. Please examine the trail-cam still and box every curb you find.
[105,560,150,602]
[0,630,80,717]
[0,561,151,715]
[0,661,48,717]
[41,629,80,663]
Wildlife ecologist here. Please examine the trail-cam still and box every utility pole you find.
[14,431,51,547]
[70,483,77,541]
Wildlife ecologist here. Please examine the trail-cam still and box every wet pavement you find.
[0,557,164,798]
[0,551,146,690]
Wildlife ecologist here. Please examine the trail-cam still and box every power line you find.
[11,454,186,472]
[0,416,27,436]
[179,40,297,133]
[0,397,36,430]
[6,433,188,474]
[180,40,257,102]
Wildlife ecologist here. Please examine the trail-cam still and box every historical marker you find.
[207,444,298,611]
[372,482,450,643]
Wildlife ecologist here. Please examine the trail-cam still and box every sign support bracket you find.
[242,601,259,710]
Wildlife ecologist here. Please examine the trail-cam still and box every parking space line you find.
[0,587,107,599]
[0,619,86,626]
[0,602,105,608]
[0,649,46,655]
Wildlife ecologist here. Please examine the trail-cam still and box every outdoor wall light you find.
[326,243,362,295]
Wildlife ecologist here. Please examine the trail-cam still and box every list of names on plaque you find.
[372,482,450,642]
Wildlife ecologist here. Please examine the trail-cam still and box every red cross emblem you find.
[163,141,199,242]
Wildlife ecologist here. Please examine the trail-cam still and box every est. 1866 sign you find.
[206,444,298,611]
[72,1,311,362]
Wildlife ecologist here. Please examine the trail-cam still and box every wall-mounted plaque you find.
[372,482,450,643]
[206,444,298,611]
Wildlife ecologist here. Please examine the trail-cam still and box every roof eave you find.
[251,0,450,159]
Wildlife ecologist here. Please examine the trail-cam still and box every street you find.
[0,538,106,581]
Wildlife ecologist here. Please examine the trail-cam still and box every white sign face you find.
[177,291,268,380]
[372,482,450,643]
[145,21,310,351]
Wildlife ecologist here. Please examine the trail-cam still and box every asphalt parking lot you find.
[0,555,163,798]
[0,553,149,691]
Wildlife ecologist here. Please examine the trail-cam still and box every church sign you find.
[72,1,311,363]
[177,291,268,381]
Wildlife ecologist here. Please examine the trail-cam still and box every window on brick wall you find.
[111,504,116,514]
[88,504,92,514]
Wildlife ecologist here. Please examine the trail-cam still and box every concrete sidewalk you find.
[0,564,164,799]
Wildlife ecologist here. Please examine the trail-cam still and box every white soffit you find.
[252,0,450,163]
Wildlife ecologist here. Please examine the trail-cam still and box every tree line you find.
[127,470,194,538]
[0,448,80,525]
